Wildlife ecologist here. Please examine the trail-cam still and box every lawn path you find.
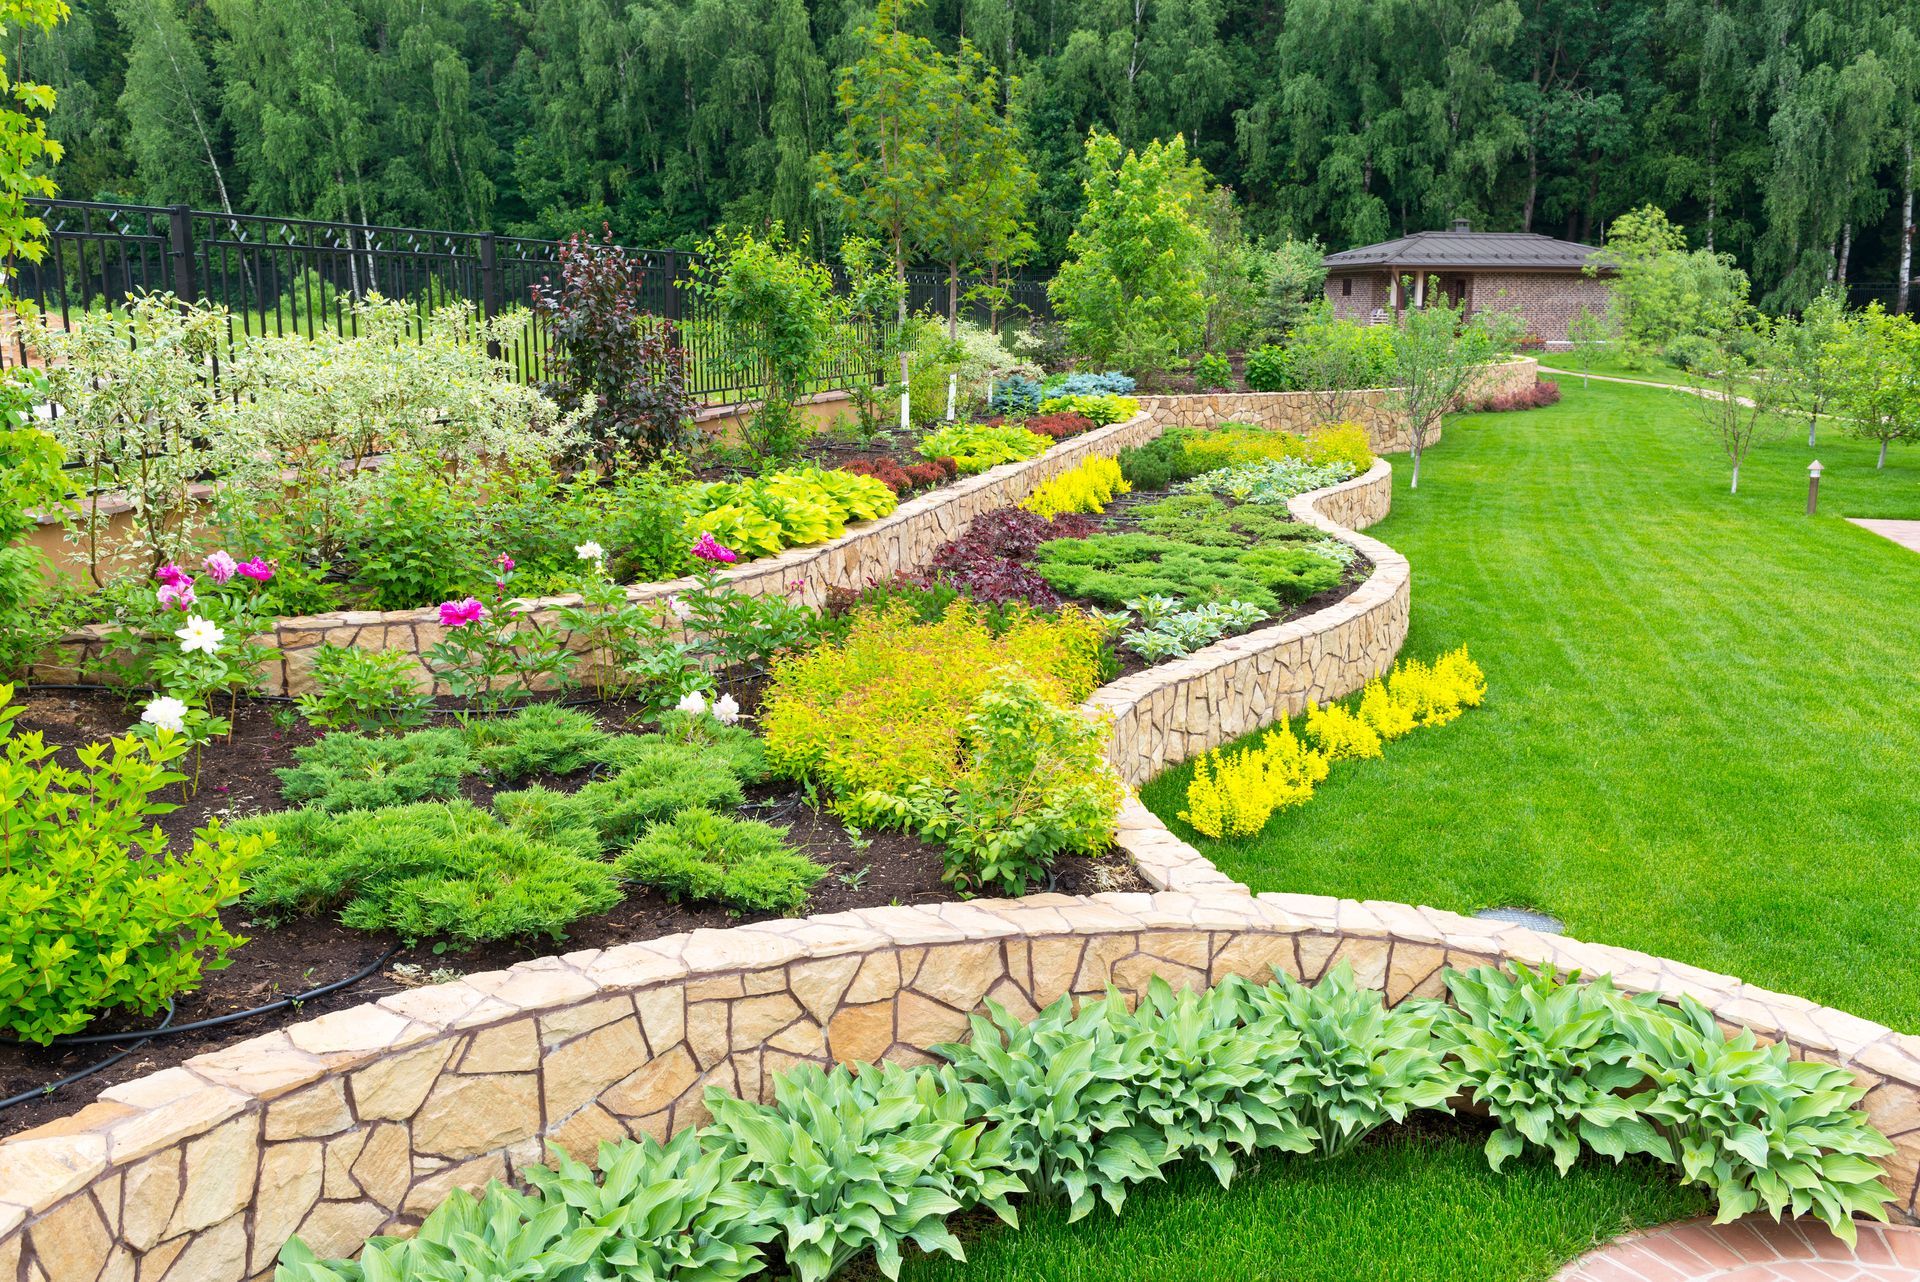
[1140,380,1920,1029]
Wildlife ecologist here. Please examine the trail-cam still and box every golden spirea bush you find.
[1020,455,1131,519]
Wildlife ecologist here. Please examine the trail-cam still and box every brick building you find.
[1322,220,1615,348]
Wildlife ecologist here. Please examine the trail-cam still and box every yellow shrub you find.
[1434,646,1487,708]
[1304,700,1383,760]
[1022,455,1131,519]
[1307,421,1375,472]
[1179,717,1328,839]
[1357,679,1417,741]
[1182,424,1310,473]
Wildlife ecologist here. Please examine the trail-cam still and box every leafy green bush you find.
[1441,964,1663,1174]
[294,646,435,735]
[277,1130,775,1282]
[1032,532,1341,613]
[338,460,485,610]
[1116,428,1206,491]
[1619,993,1894,1241]
[1192,352,1234,391]
[917,422,1050,475]
[593,720,769,784]
[703,1061,1024,1282]
[1172,456,1358,503]
[276,728,474,812]
[465,704,610,781]
[682,466,898,561]
[1035,392,1139,425]
[0,687,261,1043]
[240,801,620,945]
[1244,343,1296,391]
[1225,964,1458,1158]
[617,808,825,914]
[856,676,1121,896]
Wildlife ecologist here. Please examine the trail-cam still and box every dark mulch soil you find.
[2,687,1147,1137]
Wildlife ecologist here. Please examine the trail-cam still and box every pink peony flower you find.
[157,579,197,610]
[203,550,238,584]
[155,564,190,588]
[438,597,487,629]
[496,553,516,573]
[236,557,275,583]
[691,532,738,564]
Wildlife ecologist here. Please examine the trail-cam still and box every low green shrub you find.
[1244,342,1296,391]
[683,466,898,561]
[917,422,1050,475]
[855,676,1121,896]
[0,686,261,1043]
[1035,392,1139,424]
[1032,532,1343,613]
[496,743,745,851]
[276,728,474,812]
[593,719,769,784]
[703,1061,1024,1282]
[239,801,621,945]
[1173,457,1358,504]
[276,1130,776,1282]
[465,703,610,781]
[1192,352,1234,390]
[294,646,435,736]
[617,808,825,914]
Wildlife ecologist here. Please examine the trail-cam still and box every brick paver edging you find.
[1556,1217,1920,1279]
[9,377,1920,1282]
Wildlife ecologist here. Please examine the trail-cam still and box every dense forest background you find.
[22,0,1920,310]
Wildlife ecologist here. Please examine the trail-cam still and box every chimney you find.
[1452,218,1472,234]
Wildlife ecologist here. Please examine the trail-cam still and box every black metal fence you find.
[10,199,1053,402]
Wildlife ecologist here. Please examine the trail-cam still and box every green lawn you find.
[862,1127,1704,1282]
[1141,379,1920,1030]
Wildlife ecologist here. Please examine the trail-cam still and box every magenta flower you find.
[691,532,738,564]
[157,580,197,611]
[496,553,516,573]
[236,557,275,583]
[438,597,487,629]
[155,564,190,588]
[204,550,238,584]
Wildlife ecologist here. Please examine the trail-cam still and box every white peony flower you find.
[712,693,741,725]
[175,615,225,655]
[675,689,709,718]
[666,595,693,622]
[140,696,189,734]
[574,540,606,562]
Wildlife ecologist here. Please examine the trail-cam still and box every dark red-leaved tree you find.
[531,226,694,471]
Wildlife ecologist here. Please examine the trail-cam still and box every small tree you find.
[1389,281,1503,488]
[530,226,693,471]
[1049,129,1210,375]
[688,224,837,462]
[1686,327,1789,493]
[1565,302,1622,387]
[1831,303,1920,469]
[1248,236,1328,344]
[1589,205,1751,357]
[840,235,908,440]
[1288,301,1393,424]
[1779,288,1851,447]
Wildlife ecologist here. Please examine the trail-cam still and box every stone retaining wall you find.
[1138,356,1540,453]
[9,396,1920,1282]
[33,414,1164,698]
[1089,459,1404,786]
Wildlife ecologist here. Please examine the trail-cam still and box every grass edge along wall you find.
[7,421,1920,1282]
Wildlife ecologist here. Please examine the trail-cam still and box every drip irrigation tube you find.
[0,945,401,1112]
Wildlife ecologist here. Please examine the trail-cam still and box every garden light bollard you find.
[1807,459,1823,515]
[900,352,911,431]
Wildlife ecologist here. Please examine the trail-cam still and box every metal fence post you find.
[663,250,681,323]
[167,205,195,304]
[478,232,502,357]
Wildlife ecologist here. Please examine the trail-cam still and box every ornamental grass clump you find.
[702,1062,1024,1282]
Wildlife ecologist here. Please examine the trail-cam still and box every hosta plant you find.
[1225,963,1458,1157]
[1619,994,1895,1242]
[1440,964,1665,1174]
[936,992,1164,1222]
[1118,978,1316,1187]
[702,1062,1024,1281]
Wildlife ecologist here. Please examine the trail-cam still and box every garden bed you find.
[0,686,1145,1139]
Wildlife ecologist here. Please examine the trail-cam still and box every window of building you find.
[1342,278,1352,297]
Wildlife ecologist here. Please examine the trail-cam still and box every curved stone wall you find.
[1137,356,1541,452]
[9,405,1920,1282]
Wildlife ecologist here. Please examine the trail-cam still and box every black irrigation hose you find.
[0,946,401,1112]
[20,682,613,719]
[0,1002,176,1112]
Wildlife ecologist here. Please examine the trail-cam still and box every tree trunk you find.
[1808,416,1817,448]
[1899,137,1914,316]
[1730,460,1738,493]
[1839,222,1853,286]
[1880,438,1889,468]
[1522,145,1538,232]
